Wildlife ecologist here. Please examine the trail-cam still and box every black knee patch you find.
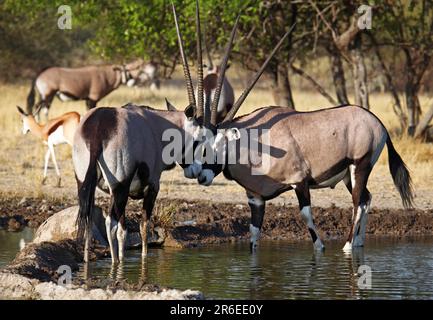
[308,228,318,243]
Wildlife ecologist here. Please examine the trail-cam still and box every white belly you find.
[311,169,348,189]
[48,126,67,145]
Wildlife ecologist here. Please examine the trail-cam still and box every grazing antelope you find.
[193,27,414,253]
[16,106,80,187]
[26,59,158,118]
[74,2,216,264]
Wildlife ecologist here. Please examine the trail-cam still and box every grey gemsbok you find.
[193,23,414,253]
[73,2,226,264]
[27,59,157,118]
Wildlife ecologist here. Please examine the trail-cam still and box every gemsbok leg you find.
[106,182,130,263]
[140,185,158,259]
[294,183,325,251]
[247,193,265,252]
[343,160,372,252]
[343,172,372,248]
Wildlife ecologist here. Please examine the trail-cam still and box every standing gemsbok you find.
[191,21,414,253]
[27,59,158,118]
[73,1,224,264]
[16,106,80,187]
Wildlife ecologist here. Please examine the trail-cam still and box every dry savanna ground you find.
[0,73,432,211]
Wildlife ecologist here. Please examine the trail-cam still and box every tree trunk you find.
[369,33,406,130]
[327,46,349,105]
[350,34,369,109]
[270,64,295,110]
[405,83,421,136]
[415,104,433,139]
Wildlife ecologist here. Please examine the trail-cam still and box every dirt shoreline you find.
[1,196,432,246]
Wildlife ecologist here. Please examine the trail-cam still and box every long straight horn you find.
[223,23,297,123]
[204,23,213,70]
[196,0,204,123]
[210,15,240,126]
[172,3,196,108]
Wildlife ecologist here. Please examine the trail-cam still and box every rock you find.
[33,206,107,245]
[33,206,167,248]
[7,218,22,232]
[0,271,203,300]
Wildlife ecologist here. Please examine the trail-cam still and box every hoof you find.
[249,242,257,253]
[41,177,47,185]
[343,241,352,252]
[56,177,62,188]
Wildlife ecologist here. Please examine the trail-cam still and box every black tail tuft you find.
[76,147,100,240]
[386,136,414,209]
[27,78,37,114]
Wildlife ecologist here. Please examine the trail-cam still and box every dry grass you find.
[0,77,432,206]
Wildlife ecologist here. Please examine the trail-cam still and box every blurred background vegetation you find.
[1,0,433,138]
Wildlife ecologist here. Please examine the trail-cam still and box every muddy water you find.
[77,237,433,300]
[0,228,35,269]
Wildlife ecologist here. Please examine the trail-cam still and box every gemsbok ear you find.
[165,98,178,111]
[226,128,241,141]
[16,106,26,116]
[184,104,196,119]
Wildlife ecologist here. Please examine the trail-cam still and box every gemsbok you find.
[191,24,414,254]
[26,59,158,118]
[73,2,223,264]
[201,51,235,124]
[16,106,80,187]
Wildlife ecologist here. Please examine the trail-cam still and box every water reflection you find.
[75,237,433,299]
[0,228,35,269]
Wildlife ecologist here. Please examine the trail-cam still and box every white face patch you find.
[126,79,136,87]
[211,132,226,153]
[183,117,201,141]
[22,119,30,134]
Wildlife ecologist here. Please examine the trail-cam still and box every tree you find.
[374,1,433,137]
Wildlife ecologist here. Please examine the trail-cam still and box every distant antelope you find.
[17,106,80,187]
[74,2,216,264]
[26,59,158,118]
[201,48,234,123]
[193,25,414,253]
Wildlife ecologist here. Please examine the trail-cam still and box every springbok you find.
[73,2,218,264]
[26,59,158,118]
[16,106,80,187]
[190,24,414,254]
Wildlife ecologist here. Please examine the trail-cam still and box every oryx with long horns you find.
[27,60,158,118]
[73,1,220,264]
[192,24,414,253]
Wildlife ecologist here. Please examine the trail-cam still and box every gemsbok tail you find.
[76,145,101,240]
[26,78,37,115]
[386,136,414,209]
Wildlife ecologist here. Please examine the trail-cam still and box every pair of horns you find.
[172,1,203,121]
[172,1,295,126]
[172,0,236,127]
